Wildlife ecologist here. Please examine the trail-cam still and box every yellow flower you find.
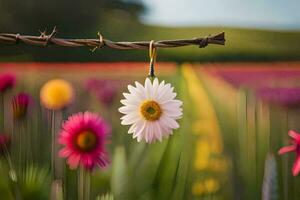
[194,139,210,170]
[204,178,220,193]
[209,157,230,173]
[40,79,74,110]
[192,182,205,196]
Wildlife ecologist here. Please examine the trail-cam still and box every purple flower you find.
[257,87,300,107]
[85,79,120,106]
[206,68,300,107]
[0,73,16,93]
[11,93,32,119]
[213,70,300,88]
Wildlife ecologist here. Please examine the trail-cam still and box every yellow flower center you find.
[76,131,97,152]
[140,100,162,121]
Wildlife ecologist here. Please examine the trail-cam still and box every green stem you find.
[25,120,32,167]
[51,110,56,180]
[0,94,4,131]
[86,170,90,200]
[18,122,23,170]
[62,109,67,200]
[78,167,90,200]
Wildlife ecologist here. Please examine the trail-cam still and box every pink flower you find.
[0,134,11,154]
[0,73,16,93]
[85,79,120,106]
[11,93,33,119]
[278,130,300,176]
[58,112,111,171]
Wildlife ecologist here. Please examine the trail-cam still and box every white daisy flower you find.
[119,78,183,143]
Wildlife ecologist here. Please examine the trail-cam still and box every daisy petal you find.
[145,78,153,98]
[152,78,159,97]
[119,105,138,114]
[278,145,296,155]
[154,121,163,142]
[68,154,81,169]
[59,148,72,157]
[121,113,139,125]
[289,130,300,141]
[133,120,146,139]
[292,157,300,176]
[128,124,136,134]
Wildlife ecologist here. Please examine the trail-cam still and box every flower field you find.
[0,62,299,200]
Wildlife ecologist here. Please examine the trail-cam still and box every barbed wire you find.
[0,27,225,51]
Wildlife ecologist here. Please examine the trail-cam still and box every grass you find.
[143,26,300,62]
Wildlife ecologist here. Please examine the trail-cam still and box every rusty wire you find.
[0,27,225,51]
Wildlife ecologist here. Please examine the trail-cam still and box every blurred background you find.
[1,0,300,199]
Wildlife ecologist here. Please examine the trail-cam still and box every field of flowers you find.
[0,62,299,200]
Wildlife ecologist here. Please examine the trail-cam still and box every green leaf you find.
[111,146,131,200]
[20,165,50,200]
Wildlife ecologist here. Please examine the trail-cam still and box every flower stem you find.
[51,110,56,179]
[50,180,64,200]
[78,167,90,200]
[51,110,65,190]
[18,121,24,170]
[0,94,4,131]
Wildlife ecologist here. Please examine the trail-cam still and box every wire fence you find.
[0,27,225,51]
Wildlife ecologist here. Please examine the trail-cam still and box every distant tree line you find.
[0,0,145,35]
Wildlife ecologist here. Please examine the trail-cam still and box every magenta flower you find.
[0,73,16,93]
[11,93,32,119]
[210,69,300,89]
[0,134,11,154]
[208,68,300,107]
[85,79,119,106]
[58,112,111,170]
[257,87,300,107]
[278,130,300,176]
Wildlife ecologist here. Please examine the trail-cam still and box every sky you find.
[140,0,300,29]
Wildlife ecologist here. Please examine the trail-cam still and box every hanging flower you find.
[119,78,183,143]
[278,130,300,176]
[85,78,119,106]
[0,73,16,93]
[58,112,111,170]
[40,79,74,110]
[11,93,32,119]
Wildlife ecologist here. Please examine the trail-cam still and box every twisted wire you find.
[0,27,225,50]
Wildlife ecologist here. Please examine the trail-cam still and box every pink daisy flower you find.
[58,112,111,171]
[0,73,16,93]
[278,130,300,176]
